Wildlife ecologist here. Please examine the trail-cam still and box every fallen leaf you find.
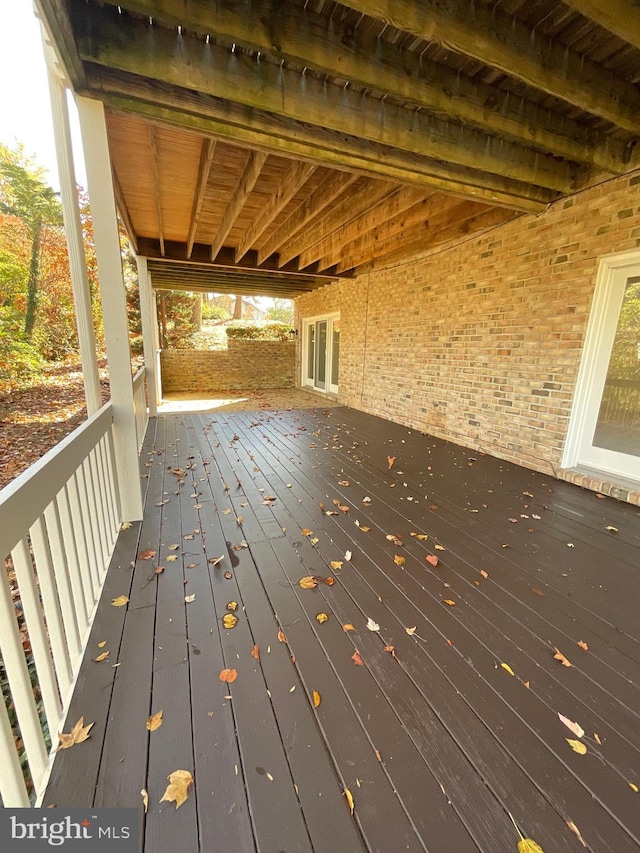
[630,782,639,792]
[343,623,355,632]
[480,570,489,579]
[316,612,329,624]
[111,595,129,607]
[331,561,344,570]
[387,456,396,470]
[185,594,196,603]
[553,647,572,667]
[94,651,110,662]
[344,787,355,814]
[146,710,163,731]
[251,645,260,660]
[434,544,445,551]
[366,618,380,632]
[351,651,364,666]
[566,738,587,755]
[594,732,602,745]
[277,629,287,643]
[426,555,439,567]
[312,690,321,708]
[138,549,156,560]
[558,713,585,738]
[219,668,238,683]
[160,769,193,809]
[226,601,238,611]
[166,555,178,562]
[56,717,94,751]
[310,537,319,546]
[299,576,318,589]
[224,571,233,579]
[155,566,164,575]
[222,613,238,629]
[406,626,417,636]
[338,480,350,486]
[566,820,587,847]
[442,599,456,606]
[577,640,589,651]
[344,550,352,561]
[501,663,515,676]
[531,587,545,596]
[517,839,545,853]
[384,645,395,654]
[141,788,149,813]
[208,555,224,567]
[606,526,619,533]
[121,521,133,530]
[358,526,371,532]
[324,576,335,586]
[301,528,313,536]
[394,554,406,566]
[97,640,107,648]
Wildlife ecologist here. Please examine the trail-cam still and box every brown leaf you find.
[577,640,589,651]
[160,769,193,809]
[251,644,260,660]
[531,587,545,596]
[351,651,364,666]
[155,565,164,575]
[56,717,94,751]
[343,623,355,632]
[208,555,224,566]
[442,599,456,606]
[97,640,107,648]
[138,549,156,560]
[219,668,238,683]
[426,555,439,567]
[387,456,396,470]
[480,570,489,579]
[299,576,318,589]
[553,647,572,667]
[324,576,336,586]
[330,561,344,570]
[146,710,163,731]
[301,528,313,536]
[558,713,584,738]
[393,554,405,566]
[277,629,287,643]
[94,651,110,662]
[566,820,587,847]
[141,788,149,813]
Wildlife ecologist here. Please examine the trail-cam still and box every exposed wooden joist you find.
[90,68,554,212]
[258,171,359,264]
[152,278,315,298]
[111,165,138,253]
[76,13,575,193]
[562,0,640,53]
[278,179,397,267]
[339,0,640,134]
[148,125,165,256]
[210,150,267,260]
[186,137,216,259]
[235,161,316,262]
[35,0,86,88]
[103,0,628,174]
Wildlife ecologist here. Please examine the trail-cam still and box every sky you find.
[0,2,86,190]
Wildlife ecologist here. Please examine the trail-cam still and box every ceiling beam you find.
[298,186,433,270]
[258,171,359,264]
[89,68,554,212]
[210,150,268,260]
[151,277,316,298]
[148,125,165,256]
[35,0,86,88]
[338,0,640,134]
[103,0,628,174]
[235,161,316,262]
[277,179,397,267]
[187,137,216,259]
[111,165,138,253]
[562,1,640,52]
[76,13,574,193]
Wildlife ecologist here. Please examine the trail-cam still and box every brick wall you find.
[296,172,640,501]
[161,340,295,392]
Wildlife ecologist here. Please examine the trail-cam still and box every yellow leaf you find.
[160,769,193,809]
[343,623,355,632]
[94,651,110,662]
[316,612,329,624]
[331,561,343,570]
[393,554,405,566]
[312,690,321,708]
[310,537,319,546]
[501,662,515,676]
[553,647,572,667]
[166,555,178,562]
[434,544,445,550]
[344,787,355,814]
[566,738,587,755]
[442,599,456,606]
[517,839,545,853]
[226,601,238,611]
[299,576,318,589]
[97,640,108,648]
[594,732,601,745]
[359,526,371,532]
[301,528,313,537]
[146,710,164,731]
[416,534,429,540]
[111,595,129,607]
[630,782,639,792]
[577,640,589,651]
[56,717,94,751]
[141,788,149,813]
[222,613,238,629]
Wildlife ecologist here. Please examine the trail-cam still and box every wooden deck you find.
[43,405,640,852]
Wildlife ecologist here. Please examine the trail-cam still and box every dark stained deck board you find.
[44,407,640,853]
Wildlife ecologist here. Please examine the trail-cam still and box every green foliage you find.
[265,298,294,324]
[201,301,231,322]
[0,309,43,392]
[157,290,199,348]
[608,281,640,378]
[226,321,293,342]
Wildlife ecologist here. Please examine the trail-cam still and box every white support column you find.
[45,63,102,414]
[136,256,159,416]
[153,288,163,403]
[75,96,143,521]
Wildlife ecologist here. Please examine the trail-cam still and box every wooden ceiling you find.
[37,0,640,296]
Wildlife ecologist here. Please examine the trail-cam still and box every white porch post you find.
[44,54,101,414]
[75,96,143,521]
[136,256,159,416]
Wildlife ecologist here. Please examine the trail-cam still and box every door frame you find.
[562,247,640,482]
[301,313,340,394]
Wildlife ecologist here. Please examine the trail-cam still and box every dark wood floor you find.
[44,405,640,852]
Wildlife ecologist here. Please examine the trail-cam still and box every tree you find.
[0,144,62,339]
[232,294,243,320]
[265,298,294,324]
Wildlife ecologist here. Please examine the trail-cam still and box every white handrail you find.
[0,401,121,806]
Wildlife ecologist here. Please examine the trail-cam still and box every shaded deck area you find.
[43,405,640,852]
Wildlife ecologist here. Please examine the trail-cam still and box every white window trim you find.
[301,313,340,395]
[562,247,640,482]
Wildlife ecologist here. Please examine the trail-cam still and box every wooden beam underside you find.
[562,0,640,52]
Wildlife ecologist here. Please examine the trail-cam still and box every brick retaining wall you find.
[160,340,295,392]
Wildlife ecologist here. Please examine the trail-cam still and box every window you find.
[301,314,340,394]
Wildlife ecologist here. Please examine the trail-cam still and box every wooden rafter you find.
[111,165,138,253]
[186,138,215,259]
[210,150,268,260]
[85,68,554,212]
[100,0,629,174]
[235,161,316,262]
[562,1,640,53]
[148,125,165,256]
[338,0,640,133]
[76,14,575,193]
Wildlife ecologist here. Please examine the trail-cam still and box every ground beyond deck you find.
[44,406,640,852]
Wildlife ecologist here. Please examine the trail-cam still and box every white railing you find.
[133,366,148,451]
[0,402,121,806]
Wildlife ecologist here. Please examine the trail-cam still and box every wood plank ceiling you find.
[37,0,640,297]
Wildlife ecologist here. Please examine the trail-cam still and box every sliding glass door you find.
[302,314,339,395]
